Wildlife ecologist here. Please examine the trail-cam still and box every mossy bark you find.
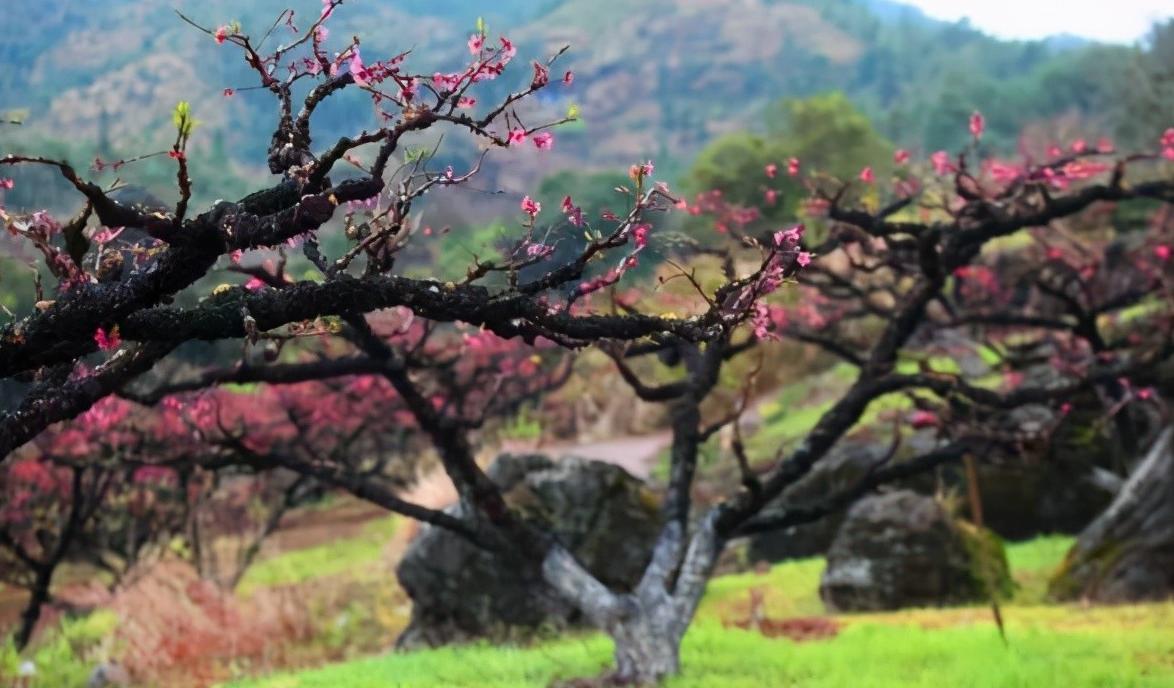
[1049,428,1174,602]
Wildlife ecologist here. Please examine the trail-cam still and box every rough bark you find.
[540,512,723,684]
[1050,426,1174,602]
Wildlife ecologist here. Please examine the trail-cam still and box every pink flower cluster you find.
[561,196,584,227]
[94,326,121,351]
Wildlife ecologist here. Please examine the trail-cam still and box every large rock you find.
[1049,427,1174,603]
[396,454,662,647]
[748,409,1123,564]
[747,442,922,563]
[820,490,1011,612]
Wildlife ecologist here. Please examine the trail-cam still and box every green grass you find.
[229,616,1174,688]
[1006,535,1077,604]
[236,516,399,595]
[230,534,1174,688]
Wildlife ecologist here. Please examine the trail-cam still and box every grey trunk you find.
[541,514,723,684]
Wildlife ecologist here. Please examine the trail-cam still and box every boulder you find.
[396,454,662,647]
[820,490,1011,612]
[748,412,1123,564]
[747,442,934,563]
[1049,427,1174,603]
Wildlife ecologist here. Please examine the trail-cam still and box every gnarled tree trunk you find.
[1050,426,1174,602]
[542,516,723,684]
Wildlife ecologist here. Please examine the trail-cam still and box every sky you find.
[901,0,1172,43]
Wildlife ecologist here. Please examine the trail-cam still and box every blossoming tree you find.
[1,1,1173,682]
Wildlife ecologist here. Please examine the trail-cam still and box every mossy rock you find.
[396,454,663,648]
[820,490,1011,612]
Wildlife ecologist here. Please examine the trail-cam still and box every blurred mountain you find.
[0,0,1159,206]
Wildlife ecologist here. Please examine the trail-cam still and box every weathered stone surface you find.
[396,454,662,647]
[819,490,1011,612]
[1049,427,1174,603]
[747,442,934,563]
[748,415,1122,564]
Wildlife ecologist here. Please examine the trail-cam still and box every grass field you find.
[228,536,1174,688]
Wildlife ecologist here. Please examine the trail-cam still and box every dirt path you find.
[499,431,673,480]
[402,389,780,509]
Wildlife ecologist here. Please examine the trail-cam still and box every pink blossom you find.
[796,252,812,267]
[1059,402,1073,416]
[969,111,985,140]
[244,277,266,291]
[561,196,584,227]
[531,62,549,88]
[1061,160,1110,181]
[858,166,874,184]
[93,226,124,244]
[0,178,13,190]
[1071,138,1087,154]
[222,88,235,97]
[433,72,463,92]
[765,163,778,178]
[751,302,774,340]
[893,149,910,165]
[1096,138,1115,154]
[457,96,476,109]
[893,177,921,199]
[764,189,779,206]
[399,78,419,101]
[1164,147,1174,161]
[563,71,574,86]
[632,224,650,249]
[349,51,371,87]
[1155,244,1172,262]
[787,157,800,177]
[320,0,335,20]
[508,129,527,146]
[987,161,1022,184]
[1042,167,1070,190]
[214,26,229,45]
[1047,145,1064,159]
[94,327,121,351]
[525,243,553,258]
[931,150,954,176]
[230,249,243,263]
[533,132,554,150]
[640,160,655,177]
[1138,387,1155,401]
[909,409,938,429]
[521,195,541,218]
[773,224,804,248]
[468,34,484,54]
[1162,128,1174,149]
[499,37,517,62]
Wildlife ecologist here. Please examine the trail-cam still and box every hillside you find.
[0,0,1154,209]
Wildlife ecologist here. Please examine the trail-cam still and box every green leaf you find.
[172,101,199,137]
